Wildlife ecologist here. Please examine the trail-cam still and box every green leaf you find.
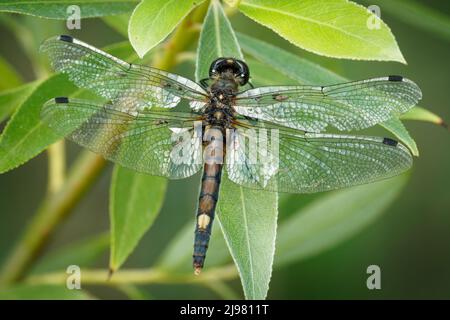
[195,0,243,81]
[31,233,109,274]
[246,57,295,87]
[0,74,77,174]
[401,106,448,128]
[381,117,419,156]
[196,0,241,75]
[0,0,138,19]
[196,0,277,300]
[238,33,421,153]
[217,175,278,300]
[0,284,92,300]
[0,81,37,122]
[109,166,167,272]
[237,32,345,84]
[0,55,22,90]
[238,0,406,63]
[129,0,204,58]
[359,0,450,42]
[275,174,408,267]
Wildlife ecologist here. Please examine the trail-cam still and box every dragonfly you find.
[40,35,422,275]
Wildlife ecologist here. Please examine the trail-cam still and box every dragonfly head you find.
[209,57,249,86]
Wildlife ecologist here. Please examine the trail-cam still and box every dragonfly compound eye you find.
[209,57,250,85]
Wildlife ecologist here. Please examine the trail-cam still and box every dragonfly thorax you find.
[209,73,240,97]
[204,72,239,128]
[203,101,234,128]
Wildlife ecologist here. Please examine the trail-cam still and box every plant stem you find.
[0,151,106,285]
[0,3,209,286]
[25,265,238,286]
[47,141,66,194]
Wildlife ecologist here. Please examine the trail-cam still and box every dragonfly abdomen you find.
[193,162,223,275]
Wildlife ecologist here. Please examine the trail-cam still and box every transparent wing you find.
[42,97,203,179]
[40,35,208,113]
[226,122,412,193]
[235,76,422,132]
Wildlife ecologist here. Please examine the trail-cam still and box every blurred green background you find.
[0,0,449,299]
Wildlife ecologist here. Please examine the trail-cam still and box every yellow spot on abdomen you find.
[197,214,211,230]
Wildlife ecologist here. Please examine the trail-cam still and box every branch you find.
[47,140,66,194]
[25,265,238,286]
